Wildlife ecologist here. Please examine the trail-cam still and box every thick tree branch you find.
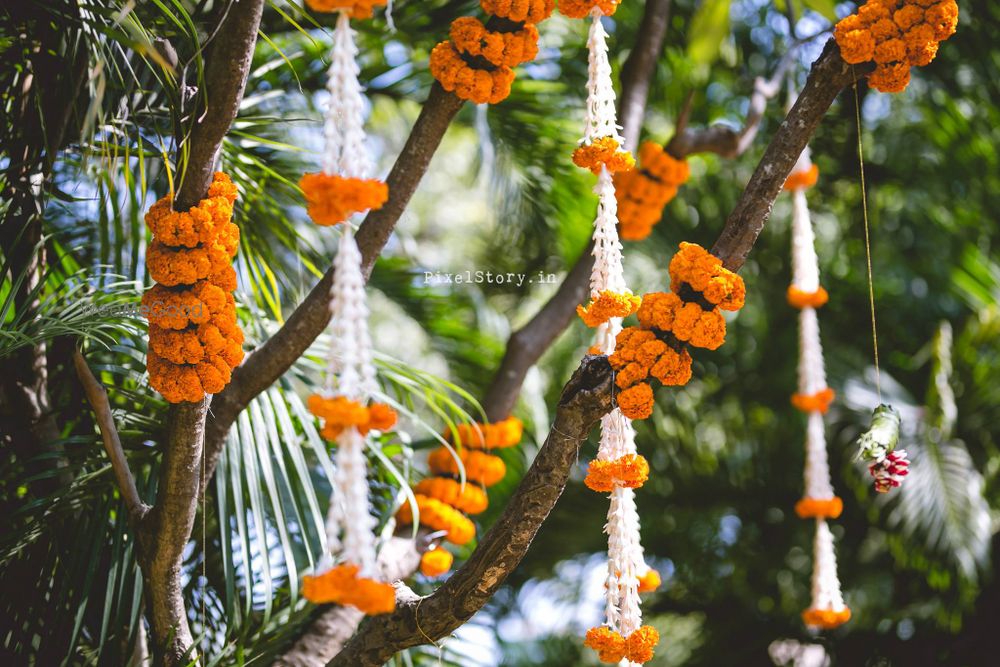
[327,356,614,667]
[139,1,266,664]
[73,350,149,521]
[329,41,866,664]
[619,0,672,153]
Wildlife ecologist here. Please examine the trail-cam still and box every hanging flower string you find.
[834,0,958,93]
[430,0,555,105]
[143,173,244,403]
[301,3,389,226]
[609,242,745,420]
[561,4,660,663]
[398,417,524,577]
[301,226,398,615]
[614,141,691,241]
[857,404,908,493]
[782,141,851,629]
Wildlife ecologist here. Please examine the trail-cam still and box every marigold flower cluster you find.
[301,563,395,614]
[787,285,829,309]
[304,0,386,19]
[577,289,642,328]
[584,625,660,664]
[834,0,959,93]
[584,453,649,492]
[419,547,454,578]
[443,416,523,449]
[572,136,635,175]
[430,0,554,105]
[791,387,836,414]
[783,163,819,192]
[559,0,622,19]
[795,497,844,520]
[143,173,243,403]
[637,568,661,593]
[299,173,388,227]
[399,416,523,572]
[614,142,691,241]
[307,394,397,440]
[607,243,744,419]
[801,607,852,630]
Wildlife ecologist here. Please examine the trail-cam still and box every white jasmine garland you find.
[583,11,624,146]
[323,11,374,179]
[808,519,848,616]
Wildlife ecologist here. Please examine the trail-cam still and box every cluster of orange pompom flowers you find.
[301,563,395,614]
[307,394,397,440]
[430,0,554,105]
[834,0,958,93]
[584,625,660,664]
[305,0,385,18]
[609,243,745,420]
[143,173,244,403]
[614,141,692,241]
[398,417,523,575]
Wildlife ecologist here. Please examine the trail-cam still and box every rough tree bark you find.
[325,39,869,665]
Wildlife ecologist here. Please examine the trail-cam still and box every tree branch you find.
[73,350,149,521]
[619,0,672,153]
[327,356,614,667]
[328,39,867,664]
[139,1,266,664]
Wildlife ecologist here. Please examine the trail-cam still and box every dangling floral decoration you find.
[397,417,524,576]
[834,0,958,93]
[143,173,244,403]
[301,226,399,615]
[614,141,691,241]
[609,242,745,420]
[857,404,909,493]
[561,4,660,663]
[783,142,851,629]
[430,0,555,105]
[301,1,389,226]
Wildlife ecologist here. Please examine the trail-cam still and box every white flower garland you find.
[323,11,374,179]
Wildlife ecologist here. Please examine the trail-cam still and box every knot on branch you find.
[558,354,614,416]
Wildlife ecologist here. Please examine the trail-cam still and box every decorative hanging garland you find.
[300,1,389,226]
[614,142,691,241]
[298,0,402,615]
[430,0,555,105]
[562,3,661,663]
[782,142,850,630]
[609,242,745,420]
[834,0,958,93]
[397,417,524,576]
[142,172,244,403]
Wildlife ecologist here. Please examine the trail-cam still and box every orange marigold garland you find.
[443,416,523,449]
[300,8,388,225]
[784,130,849,628]
[143,172,243,404]
[419,547,454,578]
[430,0,553,105]
[615,141,691,241]
[834,0,958,93]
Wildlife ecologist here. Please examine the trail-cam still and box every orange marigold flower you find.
[795,496,844,519]
[301,563,395,614]
[791,387,836,414]
[584,454,650,492]
[419,548,454,577]
[142,281,230,330]
[893,5,924,31]
[925,0,958,41]
[874,37,907,63]
[639,142,691,185]
[626,625,660,663]
[308,394,397,439]
[146,240,232,287]
[577,289,642,327]
[635,291,682,332]
[637,568,661,593]
[559,0,622,19]
[614,361,649,389]
[584,626,626,664]
[429,41,516,105]
[299,173,388,226]
[414,477,489,515]
[303,0,387,19]
[450,17,540,68]
[649,346,692,386]
[617,382,654,420]
[444,416,523,449]
[869,17,900,42]
[783,163,820,191]
[481,0,555,23]
[395,494,477,545]
[148,309,244,366]
[147,351,205,403]
[857,2,891,26]
[669,243,745,310]
[572,137,635,174]
[427,447,508,487]
[837,28,876,64]
[802,606,852,630]
[787,285,829,309]
[869,61,911,93]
